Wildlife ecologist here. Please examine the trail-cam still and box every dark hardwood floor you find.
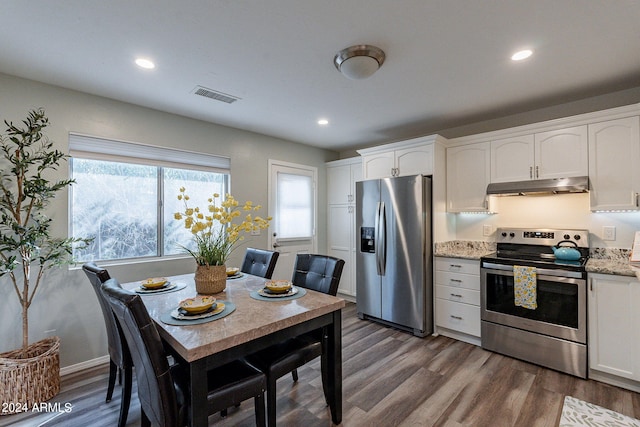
[3,302,639,427]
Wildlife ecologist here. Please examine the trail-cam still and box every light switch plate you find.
[483,224,493,236]
[603,226,616,241]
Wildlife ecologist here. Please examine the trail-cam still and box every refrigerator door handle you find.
[375,201,386,275]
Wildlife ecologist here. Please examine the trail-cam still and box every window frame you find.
[68,133,230,264]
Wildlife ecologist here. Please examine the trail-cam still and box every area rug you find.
[560,396,640,426]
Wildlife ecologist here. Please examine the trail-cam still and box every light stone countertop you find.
[434,241,496,260]
[435,242,638,277]
[586,248,635,277]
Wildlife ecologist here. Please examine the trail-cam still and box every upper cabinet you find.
[588,116,640,211]
[327,158,362,205]
[447,142,491,212]
[359,136,438,179]
[490,125,588,183]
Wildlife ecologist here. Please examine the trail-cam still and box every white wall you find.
[0,73,337,367]
[452,193,640,249]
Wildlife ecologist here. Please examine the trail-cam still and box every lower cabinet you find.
[588,273,640,390]
[434,257,481,345]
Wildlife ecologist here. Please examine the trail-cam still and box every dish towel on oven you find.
[513,265,537,310]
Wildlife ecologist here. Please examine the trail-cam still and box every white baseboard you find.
[60,355,110,377]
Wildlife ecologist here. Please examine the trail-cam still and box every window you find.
[275,172,313,239]
[69,134,229,263]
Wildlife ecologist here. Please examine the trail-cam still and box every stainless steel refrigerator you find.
[355,174,433,337]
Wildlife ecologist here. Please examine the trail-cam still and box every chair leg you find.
[106,360,117,402]
[141,410,150,427]
[267,377,277,427]
[118,365,132,427]
[291,369,298,382]
[255,393,266,427]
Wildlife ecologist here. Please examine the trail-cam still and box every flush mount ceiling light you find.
[135,58,155,69]
[334,45,385,79]
[511,49,533,61]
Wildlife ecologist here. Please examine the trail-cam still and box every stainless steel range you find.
[480,227,589,378]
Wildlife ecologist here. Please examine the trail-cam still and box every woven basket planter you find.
[0,336,60,414]
[194,264,227,294]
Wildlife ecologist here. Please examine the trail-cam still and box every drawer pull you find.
[449,264,462,268]
[450,279,462,283]
[450,315,463,320]
[450,293,463,298]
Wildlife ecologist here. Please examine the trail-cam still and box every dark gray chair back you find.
[291,254,345,296]
[82,263,125,367]
[241,248,279,279]
[101,279,181,427]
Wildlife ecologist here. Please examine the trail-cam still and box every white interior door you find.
[268,160,317,281]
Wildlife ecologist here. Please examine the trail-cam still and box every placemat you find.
[160,301,236,325]
[250,287,307,301]
[135,282,187,295]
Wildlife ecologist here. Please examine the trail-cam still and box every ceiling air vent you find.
[191,86,240,104]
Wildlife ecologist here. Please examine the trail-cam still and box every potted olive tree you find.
[0,109,90,413]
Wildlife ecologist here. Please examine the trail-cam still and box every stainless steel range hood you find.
[486,176,589,196]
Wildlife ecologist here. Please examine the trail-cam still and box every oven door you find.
[480,263,586,343]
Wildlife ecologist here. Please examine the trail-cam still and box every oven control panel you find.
[523,231,555,239]
[496,228,590,247]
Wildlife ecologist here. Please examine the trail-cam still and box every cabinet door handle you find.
[450,279,462,283]
[535,165,539,179]
[450,315,463,320]
[449,264,462,268]
[529,166,533,179]
[450,293,463,298]
[589,278,593,292]
[635,192,639,208]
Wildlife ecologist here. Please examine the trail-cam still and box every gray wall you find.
[0,73,338,367]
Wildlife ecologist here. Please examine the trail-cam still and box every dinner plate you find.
[136,281,175,293]
[257,286,299,298]
[227,272,244,280]
[170,302,225,320]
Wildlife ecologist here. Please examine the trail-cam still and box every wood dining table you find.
[122,272,345,427]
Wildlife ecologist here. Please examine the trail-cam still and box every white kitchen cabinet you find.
[434,257,481,345]
[588,116,640,211]
[490,135,534,183]
[358,136,437,179]
[588,273,640,386]
[326,158,362,298]
[490,125,588,182]
[446,142,491,212]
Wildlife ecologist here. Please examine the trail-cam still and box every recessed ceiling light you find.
[511,49,533,61]
[317,119,329,125]
[135,58,155,69]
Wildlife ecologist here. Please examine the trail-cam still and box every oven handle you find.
[481,262,585,279]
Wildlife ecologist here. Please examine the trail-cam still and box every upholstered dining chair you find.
[100,278,267,427]
[82,262,132,427]
[246,253,345,427]
[240,247,280,279]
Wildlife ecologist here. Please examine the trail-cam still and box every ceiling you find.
[2,1,640,151]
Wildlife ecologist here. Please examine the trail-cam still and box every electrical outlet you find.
[603,226,616,241]
[250,229,261,236]
[483,224,493,236]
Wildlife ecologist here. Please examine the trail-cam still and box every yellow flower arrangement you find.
[174,187,271,266]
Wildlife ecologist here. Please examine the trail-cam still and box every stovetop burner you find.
[481,227,590,272]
